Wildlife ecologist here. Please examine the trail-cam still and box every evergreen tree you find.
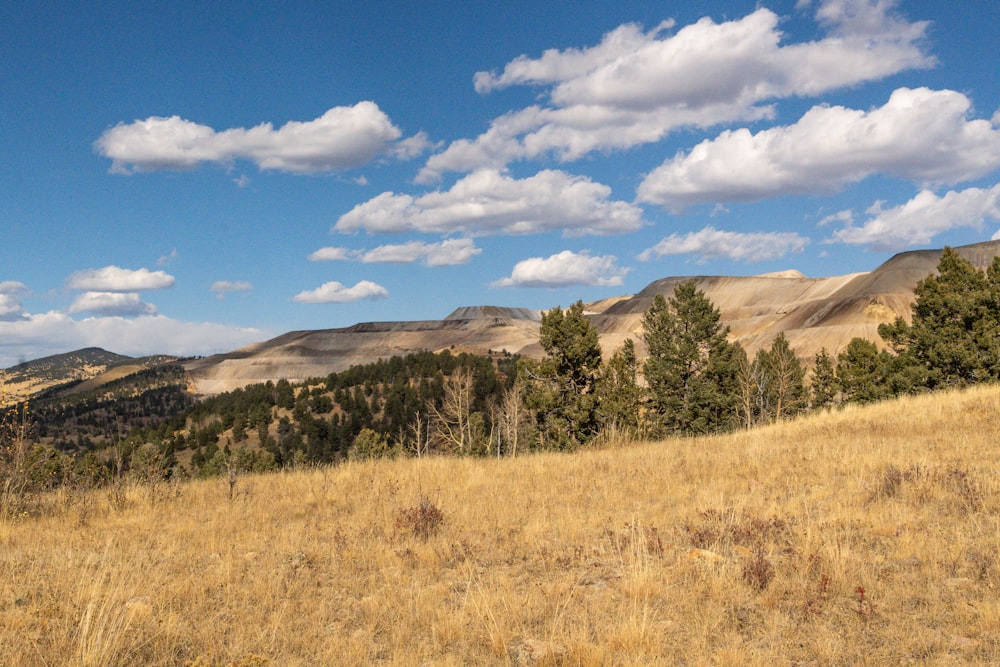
[523,301,603,449]
[879,247,1000,388]
[231,418,247,443]
[809,348,837,410]
[274,379,295,409]
[642,281,740,436]
[595,338,643,437]
[836,338,892,404]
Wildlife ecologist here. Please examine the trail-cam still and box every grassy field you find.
[2,385,999,665]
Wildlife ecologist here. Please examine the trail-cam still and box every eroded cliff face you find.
[182,240,1000,395]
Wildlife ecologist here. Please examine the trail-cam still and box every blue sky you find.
[2,0,999,367]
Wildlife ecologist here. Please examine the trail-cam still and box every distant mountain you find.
[0,347,180,401]
[8,241,1000,399]
[183,240,1000,395]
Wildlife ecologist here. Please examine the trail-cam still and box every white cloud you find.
[0,312,268,368]
[637,88,1000,209]
[389,131,438,160]
[474,20,676,93]
[337,169,645,236]
[0,282,29,322]
[491,250,628,288]
[0,295,25,321]
[292,280,389,304]
[639,226,810,263]
[420,1,932,180]
[817,209,855,228]
[68,266,176,292]
[359,239,482,266]
[308,247,353,262]
[309,240,482,266]
[211,281,253,299]
[0,281,28,294]
[156,249,179,267]
[95,102,426,174]
[831,184,1000,251]
[69,291,157,316]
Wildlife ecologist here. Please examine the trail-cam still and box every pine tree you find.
[836,338,891,404]
[595,338,643,438]
[809,348,837,410]
[642,281,740,436]
[879,247,1000,388]
[523,301,603,449]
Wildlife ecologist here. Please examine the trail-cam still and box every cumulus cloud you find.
[637,88,1000,209]
[0,312,268,368]
[95,102,427,174]
[0,281,29,322]
[292,280,389,304]
[419,1,932,181]
[0,281,28,294]
[389,131,438,160]
[308,247,353,262]
[336,169,645,236]
[639,226,810,263]
[491,250,628,288]
[68,266,176,292]
[309,240,482,266]
[831,184,1000,251]
[211,281,253,299]
[69,291,157,316]
[0,295,25,322]
[359,239,482,266]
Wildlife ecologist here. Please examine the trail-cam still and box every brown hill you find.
[0,348,179,401]
[178,239,1000,394]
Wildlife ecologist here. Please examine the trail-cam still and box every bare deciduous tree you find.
[430,368,478,454]
[495,380,528,457]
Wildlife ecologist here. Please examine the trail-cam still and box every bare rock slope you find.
[184,240,1000,395]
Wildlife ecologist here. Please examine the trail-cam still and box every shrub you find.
[396,497,444,541]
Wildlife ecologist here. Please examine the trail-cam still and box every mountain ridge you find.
[182,239,1000,395]
[6,240,1000,398]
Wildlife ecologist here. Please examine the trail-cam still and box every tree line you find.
[3,247,997,491]
[516,247,1000,446]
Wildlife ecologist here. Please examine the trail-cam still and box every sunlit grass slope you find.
[2,385,1000,665]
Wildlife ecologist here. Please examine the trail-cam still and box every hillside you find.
[184,239,1000,394]
[2,386,998,664]
[0,348,180,401]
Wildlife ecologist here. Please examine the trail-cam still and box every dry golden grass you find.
[3,385,1000,665]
